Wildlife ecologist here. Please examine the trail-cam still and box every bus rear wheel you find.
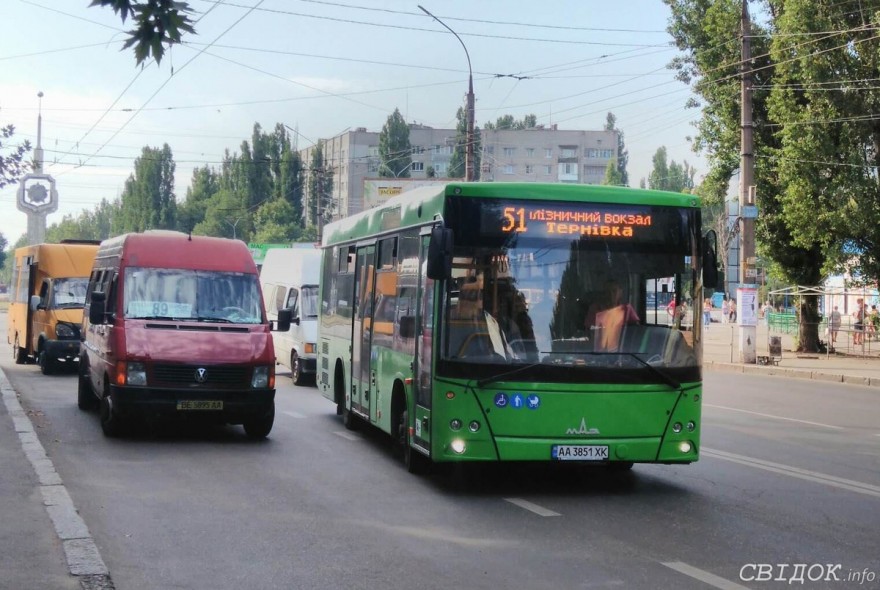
[13,336,27,365]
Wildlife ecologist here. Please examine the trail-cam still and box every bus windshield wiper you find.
[476,361,545,388]
[622,353,680,389]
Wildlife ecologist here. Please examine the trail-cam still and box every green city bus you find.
[318,183,716,473]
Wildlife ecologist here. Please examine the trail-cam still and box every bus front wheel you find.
[399,410,429,475]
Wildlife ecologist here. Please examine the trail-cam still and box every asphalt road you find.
[2,336,878,589]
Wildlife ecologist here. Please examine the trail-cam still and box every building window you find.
[561,148,576,158]
[368,145,379,157]
[544,165,552,175]
[412,162,424,172]
[563,163,575,175]
[411,146,424,155]
[368,160,379,173]
[585,165,605,177]
[525,148,535,158]
[545,148,552,158]
[503,147,516,157]
[434,162,447,175]
[487,146,494,155]
[525,164,534,174]
[504,164,515,174]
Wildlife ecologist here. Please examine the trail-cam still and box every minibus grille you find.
[152,364,251,387]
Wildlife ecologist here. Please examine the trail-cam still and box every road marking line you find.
[504,498,560,517]
[333,431,359,441]
[282,411,305,419]
[704,404,843,429]
[663,562,750,590]
[702,447,880,499]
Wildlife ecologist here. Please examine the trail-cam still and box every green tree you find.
[307,141,334,230]
[251,198,298,243]
[45,198,121,242]
[1,122,31,189]
[379,108,412,178]
[118,144,177,233]
[647,147,671,190]
[90,0,195,66]
[604,112,629,186]
[449,106,482,180]
[602,158,623,186]
[0,232,7,272]
[482,113,538,130]
[665,0,831,351]
[178,165,219,233]
[193,189,248,239]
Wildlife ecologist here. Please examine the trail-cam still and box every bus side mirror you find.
[399,315,416,339]
[702,230,720,290]
[275,308,292,332]
[427,226,453,280]
[88,291,106,325]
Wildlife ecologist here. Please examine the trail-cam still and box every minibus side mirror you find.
[427,226,453,280]
[275,308,292,332]
[399,315,416,339]
[30,295,43,311]
[89,292,106,325]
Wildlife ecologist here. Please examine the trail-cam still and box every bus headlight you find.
[450,439,466,454]
[126,362,147,386]
[252,366,270,388]
[55,322,77,340]
[679,441,693,454]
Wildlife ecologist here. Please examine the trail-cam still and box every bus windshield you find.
[51,278,89,309]
[123,268,263,324]
[440,197,701,383]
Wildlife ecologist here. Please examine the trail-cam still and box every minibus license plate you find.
[552,445,608,461]
[177,401,223,411]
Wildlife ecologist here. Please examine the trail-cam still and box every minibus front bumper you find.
[108,385,275,423]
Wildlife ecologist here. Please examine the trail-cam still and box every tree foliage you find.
[118,144,177,233]
[646,146,695,192]
[604,112,629,186]
[482,113,538,130]
[1,123,31,189]
[307,141,334,230]
[90,0,195,66]
[664,0,880,351]
[378,108,412,178]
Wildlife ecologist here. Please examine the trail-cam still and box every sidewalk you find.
[703,316,880,387]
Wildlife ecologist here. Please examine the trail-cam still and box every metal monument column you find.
[17,91,58,245]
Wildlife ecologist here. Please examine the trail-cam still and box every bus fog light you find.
[686,421,696,432]
[450,439,466,454]
[468,420,480,432]
[672,422,682,433]
[679,441,692,454]
[450,419,462,431]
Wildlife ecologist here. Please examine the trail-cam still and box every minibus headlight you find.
[126,362,147,386]
[55,322,77,340]
[252,366,270,388]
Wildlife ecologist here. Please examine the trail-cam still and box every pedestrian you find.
[853,298,865,345]
[703,297,712,327]
[729,299,737,324]
[869,305,879,342]
[829,305,841,349]
[721,297,729,325]
[761,300,772,326]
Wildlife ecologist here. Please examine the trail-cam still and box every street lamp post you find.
[418,5,475,182]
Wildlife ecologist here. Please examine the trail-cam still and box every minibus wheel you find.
[38,347,55,375]
[13,336,27,365]
[243,404,274,439]
[77,368,97,411]
[291,351,304,385]
[100,389,124,437]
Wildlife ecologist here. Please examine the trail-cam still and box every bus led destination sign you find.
[500,205,653,238]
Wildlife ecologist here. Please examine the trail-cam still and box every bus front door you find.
[351,245,376,421]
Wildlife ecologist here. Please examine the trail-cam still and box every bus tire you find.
[401,409,430,475]
[100,389,124,438]
[38,346,55,375]
[77,368,97,411]
[342,403,358,430]
[243,404,274,439]
[13,336,27,365]
[291,351,304,386]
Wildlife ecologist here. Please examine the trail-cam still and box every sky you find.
[0,0,707,245]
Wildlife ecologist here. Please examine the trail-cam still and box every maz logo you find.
[566,418,600,435]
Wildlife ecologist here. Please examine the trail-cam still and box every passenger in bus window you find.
[592,280,640,352]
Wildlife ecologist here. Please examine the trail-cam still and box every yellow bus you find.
[7,240,99,374]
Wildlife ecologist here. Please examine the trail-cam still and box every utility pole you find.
[418,5,475,181]
[738,0,758,363]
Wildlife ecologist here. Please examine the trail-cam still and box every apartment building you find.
[299,124,618,221]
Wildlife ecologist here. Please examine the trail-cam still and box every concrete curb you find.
[705,361,880,388]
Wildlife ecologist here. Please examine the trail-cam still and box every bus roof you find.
[97,231,257,273]
[15,242,99,278]
[321,182,701,247]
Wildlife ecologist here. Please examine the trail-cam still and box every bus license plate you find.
[552,445,609,461]
[177,401,223,411]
